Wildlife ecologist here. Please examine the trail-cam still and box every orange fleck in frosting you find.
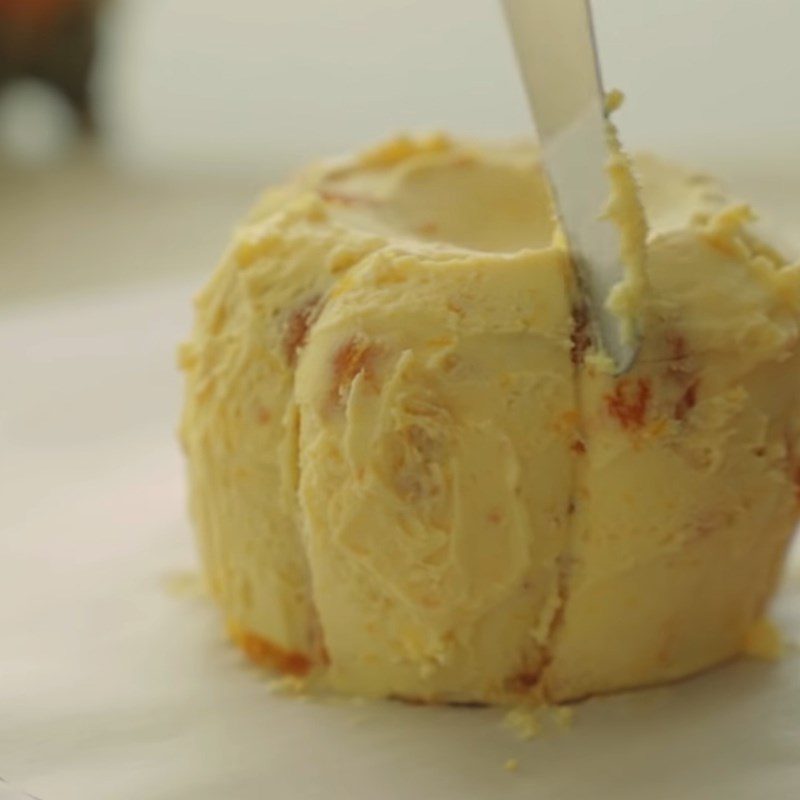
[283,295,323,366]
[329,337,382,408]
[230,625,312,677]
[605,378,652,430]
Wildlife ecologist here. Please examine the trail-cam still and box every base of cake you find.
[227,623,312,677]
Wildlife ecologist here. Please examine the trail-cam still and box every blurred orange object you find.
[0,0,104,133]
[0,0,81,27]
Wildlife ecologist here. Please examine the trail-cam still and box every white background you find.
[103,0,800,172]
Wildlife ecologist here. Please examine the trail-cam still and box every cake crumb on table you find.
[161,570,207,599]
[551,705,575,730]
[502,703,576,741]
[742,618,784,661]
[503,707,540,740]
[504,758,519,772]
[266,675,308,696]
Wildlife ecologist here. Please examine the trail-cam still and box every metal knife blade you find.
[501,0,639,372]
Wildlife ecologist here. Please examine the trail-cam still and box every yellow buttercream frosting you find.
[179,134,800,704]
